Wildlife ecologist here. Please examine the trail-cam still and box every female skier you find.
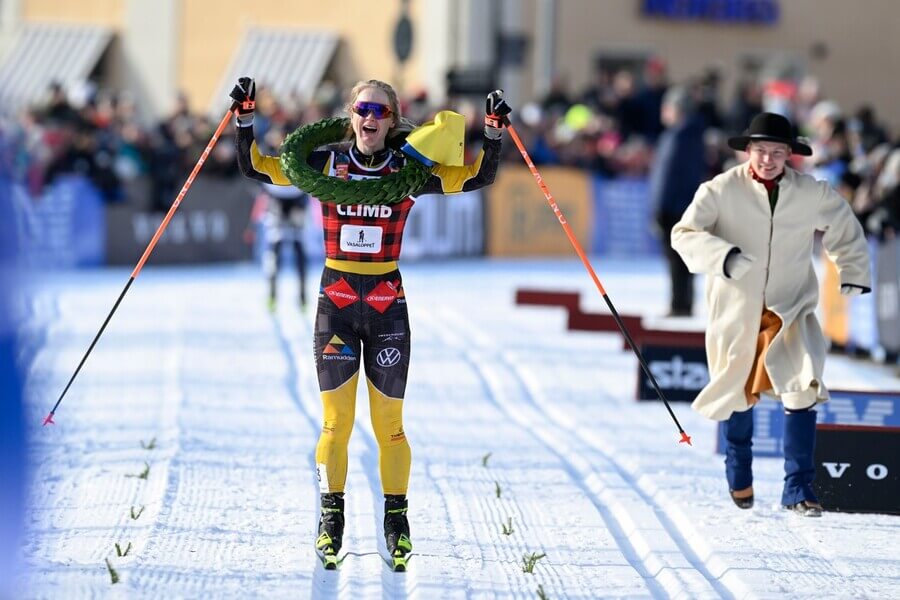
[231,77,510,568]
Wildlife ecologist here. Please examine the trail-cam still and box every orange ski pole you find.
[502,116,691,445]
[43,107,238,426]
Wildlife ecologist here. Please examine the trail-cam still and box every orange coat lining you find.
[745,308,782,405]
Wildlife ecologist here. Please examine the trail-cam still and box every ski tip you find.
[679,432,692,446]
[42,412,56,427]
[391,557,407,572]
[319,552,340,570]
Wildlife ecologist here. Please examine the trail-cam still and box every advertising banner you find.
[637,343,709,402]
[9,176,105,268]
[821,255,848,346]
[876,236,900,353]
[814,424,900,514]
[106,176,254,265]
[402,190,484,260]
[846,238,879,351]
[486,166,592,256]
[716,389,900,457]
[591,177,661,257]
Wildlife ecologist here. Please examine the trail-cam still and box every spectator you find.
[611,69,643,141]
[650,85,707,317]
[672,112,871,516]
[540,73,573,116]
[634,56,669,142]
[40,81,80,125]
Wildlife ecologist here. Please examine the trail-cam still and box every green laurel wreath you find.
[279,117,432,205]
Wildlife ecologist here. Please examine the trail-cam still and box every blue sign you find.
[592,177,661,257]
[11,175,105,268]
[642,0,779,25]
[716,389,900,457]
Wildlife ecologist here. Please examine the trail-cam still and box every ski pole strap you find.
[485,114,503,129]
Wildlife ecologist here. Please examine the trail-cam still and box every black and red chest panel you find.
[319,148,415,262]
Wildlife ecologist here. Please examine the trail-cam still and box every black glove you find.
[485,89,511,131]
[229,77,256,115]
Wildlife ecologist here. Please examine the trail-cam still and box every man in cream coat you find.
[672,112,871,517]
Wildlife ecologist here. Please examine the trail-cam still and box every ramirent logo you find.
[367,295,394,301]
[329,291,357,299]
[337,205,392,218]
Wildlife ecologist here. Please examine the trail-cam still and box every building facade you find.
[1,0,898,130]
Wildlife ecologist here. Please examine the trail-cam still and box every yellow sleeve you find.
[429,150,485,194]
[250,141,292,186]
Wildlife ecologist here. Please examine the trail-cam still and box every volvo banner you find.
[814,424,900,514]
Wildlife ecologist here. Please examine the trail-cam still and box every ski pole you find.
[43,107,238,426]
[501,116,692,445]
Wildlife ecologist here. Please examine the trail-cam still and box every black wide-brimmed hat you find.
[727,112,812,156]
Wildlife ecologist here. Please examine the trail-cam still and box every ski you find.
[317,549,344,570]
[384,550,412,572]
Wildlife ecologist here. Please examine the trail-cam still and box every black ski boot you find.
[384,495,412,571]
[316,493,344,569]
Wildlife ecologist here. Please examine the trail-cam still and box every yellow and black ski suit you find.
[236,121,500,495]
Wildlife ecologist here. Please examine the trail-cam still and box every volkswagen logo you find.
[377,347,401,367]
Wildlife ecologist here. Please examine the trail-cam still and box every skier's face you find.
[747,141,791,180]
[351,87,395,155]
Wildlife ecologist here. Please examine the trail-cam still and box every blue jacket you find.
[649,115,707,218]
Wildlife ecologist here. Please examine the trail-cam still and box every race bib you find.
[340,224,383,254]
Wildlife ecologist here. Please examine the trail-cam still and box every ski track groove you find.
[436,303,884,599]
[499,339,877,598]
[427,305,743,599]
[501,351,732,600]
[420,311,667,599]
[24,292,184,593]
[272,309,353,600]
[22,267,899,598]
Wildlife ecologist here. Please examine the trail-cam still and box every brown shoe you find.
[784,500,822,517]
[729,486,754,509]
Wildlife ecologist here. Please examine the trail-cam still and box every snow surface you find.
[15,257,900,599]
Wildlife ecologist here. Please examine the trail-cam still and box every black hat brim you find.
[727,134,812,156]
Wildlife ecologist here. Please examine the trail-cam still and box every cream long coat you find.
[671,162,871,421]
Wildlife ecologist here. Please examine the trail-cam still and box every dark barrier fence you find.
[105,176,255,265]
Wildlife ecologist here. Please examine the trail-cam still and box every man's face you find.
[747,141,791,180]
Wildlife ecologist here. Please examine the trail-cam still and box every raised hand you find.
[229,77,256,115]
[484,90,512,137]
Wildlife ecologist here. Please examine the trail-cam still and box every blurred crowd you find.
[1,59,899,240]
[0,81,237,211]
